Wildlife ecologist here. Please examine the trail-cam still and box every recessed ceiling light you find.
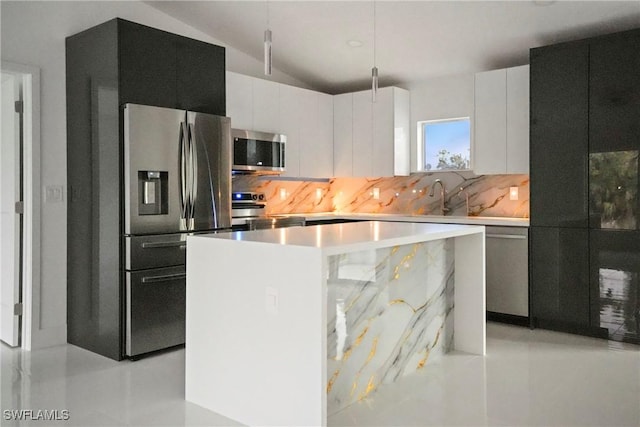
[347,40,363,48]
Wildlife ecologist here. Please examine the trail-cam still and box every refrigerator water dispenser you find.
[138,171,168,215]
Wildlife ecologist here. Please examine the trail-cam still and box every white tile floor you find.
[2,323,639,426]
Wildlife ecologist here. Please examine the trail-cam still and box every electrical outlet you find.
[509,186,519,201]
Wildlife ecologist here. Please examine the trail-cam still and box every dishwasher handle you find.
[486,234,527,240]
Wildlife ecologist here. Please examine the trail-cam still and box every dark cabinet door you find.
[530,227,592,334]
[590,230,640,344]
[588,30,640,231]
[176,38,225,115]
[530,44,589,228]
[118,20,177,108]
[589,30,640,153]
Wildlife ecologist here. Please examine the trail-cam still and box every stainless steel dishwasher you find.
[486,226,529,322]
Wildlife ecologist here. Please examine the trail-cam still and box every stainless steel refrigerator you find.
[123,103,231,357]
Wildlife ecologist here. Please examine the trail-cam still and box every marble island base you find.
[185,221,485,426]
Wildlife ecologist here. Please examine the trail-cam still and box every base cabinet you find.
[529,227,593,334]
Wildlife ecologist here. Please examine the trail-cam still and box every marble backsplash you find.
[232,172,529,218]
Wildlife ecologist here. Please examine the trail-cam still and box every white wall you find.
[0,0,310,349]
[0,73,18,344]
[407,73,475,172]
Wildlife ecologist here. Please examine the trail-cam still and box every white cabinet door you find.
[298,89,319,177]
[316,93,334,177]
[474,68,507,174]
[226,71,252,130]
[333,93,353,177]
[279,84,301,177]
[372,87,394,176]
[252,78,280,133]
[352,90,373,177]
[506,65,529,174]
[393,87,411,176]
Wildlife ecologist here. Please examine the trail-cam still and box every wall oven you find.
[232,129,286,174]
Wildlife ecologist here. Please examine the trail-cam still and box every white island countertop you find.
[201,221,485,255]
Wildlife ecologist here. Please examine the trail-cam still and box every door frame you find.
[1,61,41,350]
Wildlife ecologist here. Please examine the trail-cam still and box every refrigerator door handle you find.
[179,121,189,224]
[187,123,197,228]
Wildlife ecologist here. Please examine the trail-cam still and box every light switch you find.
[45,185,64,203]
[266,287,278,315]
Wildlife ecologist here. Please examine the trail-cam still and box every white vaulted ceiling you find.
[147,1,640,94]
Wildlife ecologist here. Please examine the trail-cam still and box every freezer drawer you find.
[126,265,185,357]
[126,234,187,270]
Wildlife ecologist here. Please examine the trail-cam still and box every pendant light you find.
[371,0,378,102]
[264,1,272,76]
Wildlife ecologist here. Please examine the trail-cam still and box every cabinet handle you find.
[141,273,186,283]
[486,234,527,240]
[141,241,187,249]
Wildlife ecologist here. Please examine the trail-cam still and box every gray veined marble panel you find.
[326,240,455,415]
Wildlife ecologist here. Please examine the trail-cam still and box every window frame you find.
[416,117,472,172]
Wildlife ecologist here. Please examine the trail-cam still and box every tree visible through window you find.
[420,118,471,171]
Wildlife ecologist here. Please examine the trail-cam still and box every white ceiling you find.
[148,1,640,94]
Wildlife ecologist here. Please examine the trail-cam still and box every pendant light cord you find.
[373,0,376,67]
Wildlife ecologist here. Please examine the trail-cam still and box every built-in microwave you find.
[231,129,286,174]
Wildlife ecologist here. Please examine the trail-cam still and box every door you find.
[118,20,177,108]
[529,43,589,228]
[186,111,231,230]
[1,72,22,346]
[176,37,225,116]
[124,104,185,235]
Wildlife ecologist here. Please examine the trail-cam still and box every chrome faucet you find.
[429,179,449,215]
[456,187,471,216]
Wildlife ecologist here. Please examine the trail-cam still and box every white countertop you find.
[197,221,485,255]
[275,212,529,227]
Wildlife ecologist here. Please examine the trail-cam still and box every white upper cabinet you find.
[506,65,529,174]
[473,65,529,175]
[279,84,301,177]
[333,93,353,177]
[225,71,333,178]
[252,78,280,133]
[334,87,410,177]
[226,72,252,130]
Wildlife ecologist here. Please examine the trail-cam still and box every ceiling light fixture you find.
[371,0,378,102]
[264,0,272,76]
[347,40,363,48]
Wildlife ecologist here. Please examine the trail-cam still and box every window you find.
[418,118,471,171]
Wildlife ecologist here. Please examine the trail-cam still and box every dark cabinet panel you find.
[66,20,122,360]
[530,44,589,228]
[590,230,640,344]
[589,30,640,153]
[530,227,591,333]
[118,20,177,108]
[176,38,225,115]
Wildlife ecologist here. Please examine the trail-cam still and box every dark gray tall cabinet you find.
[66,18,226,360]
[530,28,640,344]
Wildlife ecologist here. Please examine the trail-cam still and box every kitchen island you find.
[185,221,485,426]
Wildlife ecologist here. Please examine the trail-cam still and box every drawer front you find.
[126,233,187,270]
[126,265,186,357]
